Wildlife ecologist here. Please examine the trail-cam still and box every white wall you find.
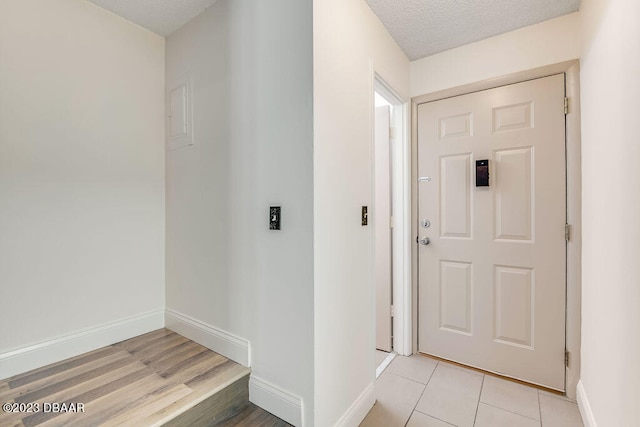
[411,12,581,96]
[164,1,314,425]
[578,0,640,425]
[313,0,410,425]
[0,0,165,377]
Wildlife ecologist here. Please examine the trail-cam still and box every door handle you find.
[419,237,430,246]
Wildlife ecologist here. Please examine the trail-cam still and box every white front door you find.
[375,105,392,352]
[417,74,567,390]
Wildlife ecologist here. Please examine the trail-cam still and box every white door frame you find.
[410,60,582,398]
[373,75,412,357]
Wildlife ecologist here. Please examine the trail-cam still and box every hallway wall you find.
[0,0,165,378]
[313,0,410,425]
[410,12,580,96]
[164,1,314,425]
[579,0,640,425]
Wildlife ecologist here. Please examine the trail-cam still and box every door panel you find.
[375,105,392,352]
[494,147,533,241]
[493,101,533,132]
[439,260,472,335]
[440,154,472,238]
[494,265,534,348]
[440,113,473,139]
[417,74,566,390]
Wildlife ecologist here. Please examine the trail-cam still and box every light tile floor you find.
[362,354,584,427]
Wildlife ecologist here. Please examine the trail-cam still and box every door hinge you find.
[565,224,571,241]
[390,305,395,318]
[565,349,570,367]
[390,216,394,229]
[564,97,569,115]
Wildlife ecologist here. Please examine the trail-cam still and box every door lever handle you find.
[419,237,430,246]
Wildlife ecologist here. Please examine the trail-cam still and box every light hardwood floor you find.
[0,329,251,427]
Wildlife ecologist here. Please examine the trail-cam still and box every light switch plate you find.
[270,206,281,230]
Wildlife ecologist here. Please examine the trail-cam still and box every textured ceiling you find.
[86,0,217,36]
[365,0,582,60]
[86,0,581,56]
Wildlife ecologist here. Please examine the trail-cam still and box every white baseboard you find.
[164,308,250,367]
[0,308,164,380]
[249,375,303,427]
[249,374,304,427]
[577,380,597,427]
[334,382,375,427]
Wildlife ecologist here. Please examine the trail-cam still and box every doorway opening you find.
[373,76,411,377]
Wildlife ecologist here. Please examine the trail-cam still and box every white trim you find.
[577,380,597,427]
[249,375,303,427]
[564,62,582,400]
[334,382,375,427]
[376,351,396,378]
[398,100,413,356]
[0,308,164,379]
[164,308,250,367]
[374,75,412,357]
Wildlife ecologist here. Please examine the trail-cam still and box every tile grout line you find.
[403,384,427,427]
[411,408,456,427]
[540,390,577,403]
[477,375,543,423]
[538,390,543,426]
[386,368,436,386]
[402,360,440,427]
[480,402,542,422]
[473,373,485,426]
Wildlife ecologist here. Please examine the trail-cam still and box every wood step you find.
[216,402,293,427]
[0,329,251,427]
